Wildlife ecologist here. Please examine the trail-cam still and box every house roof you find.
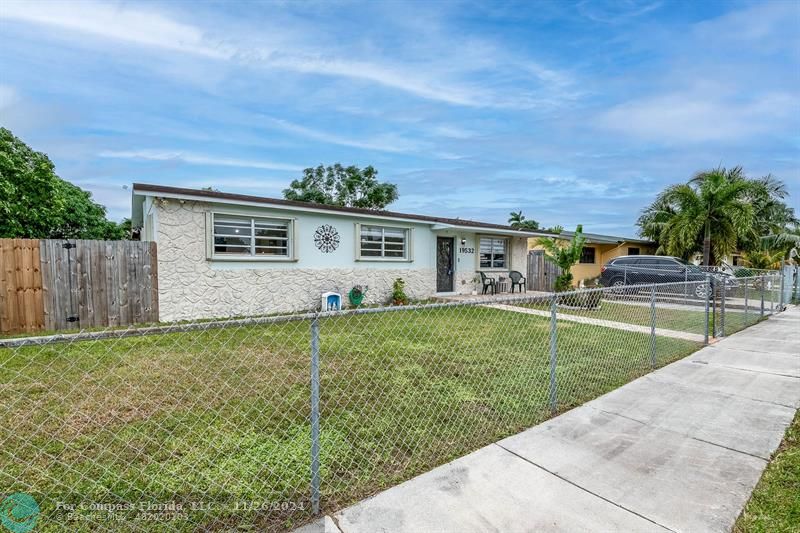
[131,183,557,238]
[558,230,654,245]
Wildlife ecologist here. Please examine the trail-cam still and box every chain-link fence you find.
[0,273,787,531]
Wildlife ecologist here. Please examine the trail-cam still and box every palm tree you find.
[508,211,525,226]
[636,195,676,256]
[508,210,540,230]
[742,246,785,270]
[641,167,758,265]
[743,175,798,250]
[762,222,800,262]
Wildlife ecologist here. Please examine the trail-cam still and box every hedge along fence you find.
[0,239,158,334]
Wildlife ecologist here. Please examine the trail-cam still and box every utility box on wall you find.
[321,292,342,311]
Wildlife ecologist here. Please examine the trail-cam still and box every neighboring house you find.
[132,184,549,322]
[528,231,655,286]
[689,252,744,266]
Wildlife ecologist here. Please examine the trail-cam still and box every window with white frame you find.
[358,225,409,259]
[479,236,508,268]
[212,214,291,258]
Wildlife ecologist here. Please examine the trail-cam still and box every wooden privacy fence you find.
[0,239,45,333]
[527,250,562,292]
[0,239,158,334]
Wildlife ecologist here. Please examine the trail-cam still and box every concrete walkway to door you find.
[296,306,799,533]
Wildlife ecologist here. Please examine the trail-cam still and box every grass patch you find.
[514,297,760,336]
[734,410,800,533]
[1,305,701,531]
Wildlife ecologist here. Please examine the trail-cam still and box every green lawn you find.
[735,410,800,533]
[1,305,701,531]
[514,297,760,336]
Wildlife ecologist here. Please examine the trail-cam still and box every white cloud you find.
[0,0,573,109]
[596,91,798,143]
[259,53,484,107]
[577,0,663,24]
[261,116,424,153]
[691,0,800,48]
[431,125,477,139]
[0,85,18,111]
[98,150,303,171]
[538,175,610,195]
[432,151,467,160]
[0,0,233,59]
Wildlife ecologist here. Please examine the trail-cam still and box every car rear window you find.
[637,258,662,268]
[612,258,639,265]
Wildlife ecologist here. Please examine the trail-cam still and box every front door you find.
[436,237,455,292]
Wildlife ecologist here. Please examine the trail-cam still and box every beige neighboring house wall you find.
[528,237,655,287]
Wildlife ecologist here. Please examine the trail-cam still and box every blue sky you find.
[1,0,798,236]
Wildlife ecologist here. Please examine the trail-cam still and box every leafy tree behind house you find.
[0,127,127,239]
[637,167,796,265]
[536,225,586,291]
[283,164,398,209]
[508,210,540,230]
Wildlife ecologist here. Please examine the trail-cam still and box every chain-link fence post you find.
[711,282,717,337]
[770,275,775,315]
[684,268,689,305]
[744,281,749,326]
[719,282,726,338]
[779,267,785,310]
[310,317,321,515]
[704,274,711,344]
[649,285,657,369]
[548,294,558,415]
[760,275,765,319]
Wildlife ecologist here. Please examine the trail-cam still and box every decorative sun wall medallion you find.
[314,224,340,253]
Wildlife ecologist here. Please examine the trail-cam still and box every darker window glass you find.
[579,247,596,264]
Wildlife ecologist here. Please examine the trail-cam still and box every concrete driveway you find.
[298,307,799,533]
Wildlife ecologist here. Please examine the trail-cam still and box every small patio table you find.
[496,278,509,293]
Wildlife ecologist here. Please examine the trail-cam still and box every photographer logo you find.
[1,493,39,533]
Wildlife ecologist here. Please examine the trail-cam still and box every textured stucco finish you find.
[152,199,530,321]
[155,200,435,321]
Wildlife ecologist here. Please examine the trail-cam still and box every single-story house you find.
[131,184,549,322]
[528,231,656,286]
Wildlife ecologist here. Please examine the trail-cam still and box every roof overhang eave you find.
[431,223,550,238]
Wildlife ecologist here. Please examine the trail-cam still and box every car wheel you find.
[611,278,626,293]
[694,283,709,299]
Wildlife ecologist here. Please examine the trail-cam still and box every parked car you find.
[599,255,735,298]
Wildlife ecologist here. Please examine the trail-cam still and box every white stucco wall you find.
[146,198,529,321]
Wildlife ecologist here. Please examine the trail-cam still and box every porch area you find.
[432,290,551,304]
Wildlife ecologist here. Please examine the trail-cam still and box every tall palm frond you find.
[636,166,784,265]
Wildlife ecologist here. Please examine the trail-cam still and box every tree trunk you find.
[702,221,711,266]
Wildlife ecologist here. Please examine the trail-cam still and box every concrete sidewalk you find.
[298,307,799,533]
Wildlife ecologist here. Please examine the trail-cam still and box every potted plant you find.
[391,278,409,305]
[471,274,481,295]
[348,285,368,307]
